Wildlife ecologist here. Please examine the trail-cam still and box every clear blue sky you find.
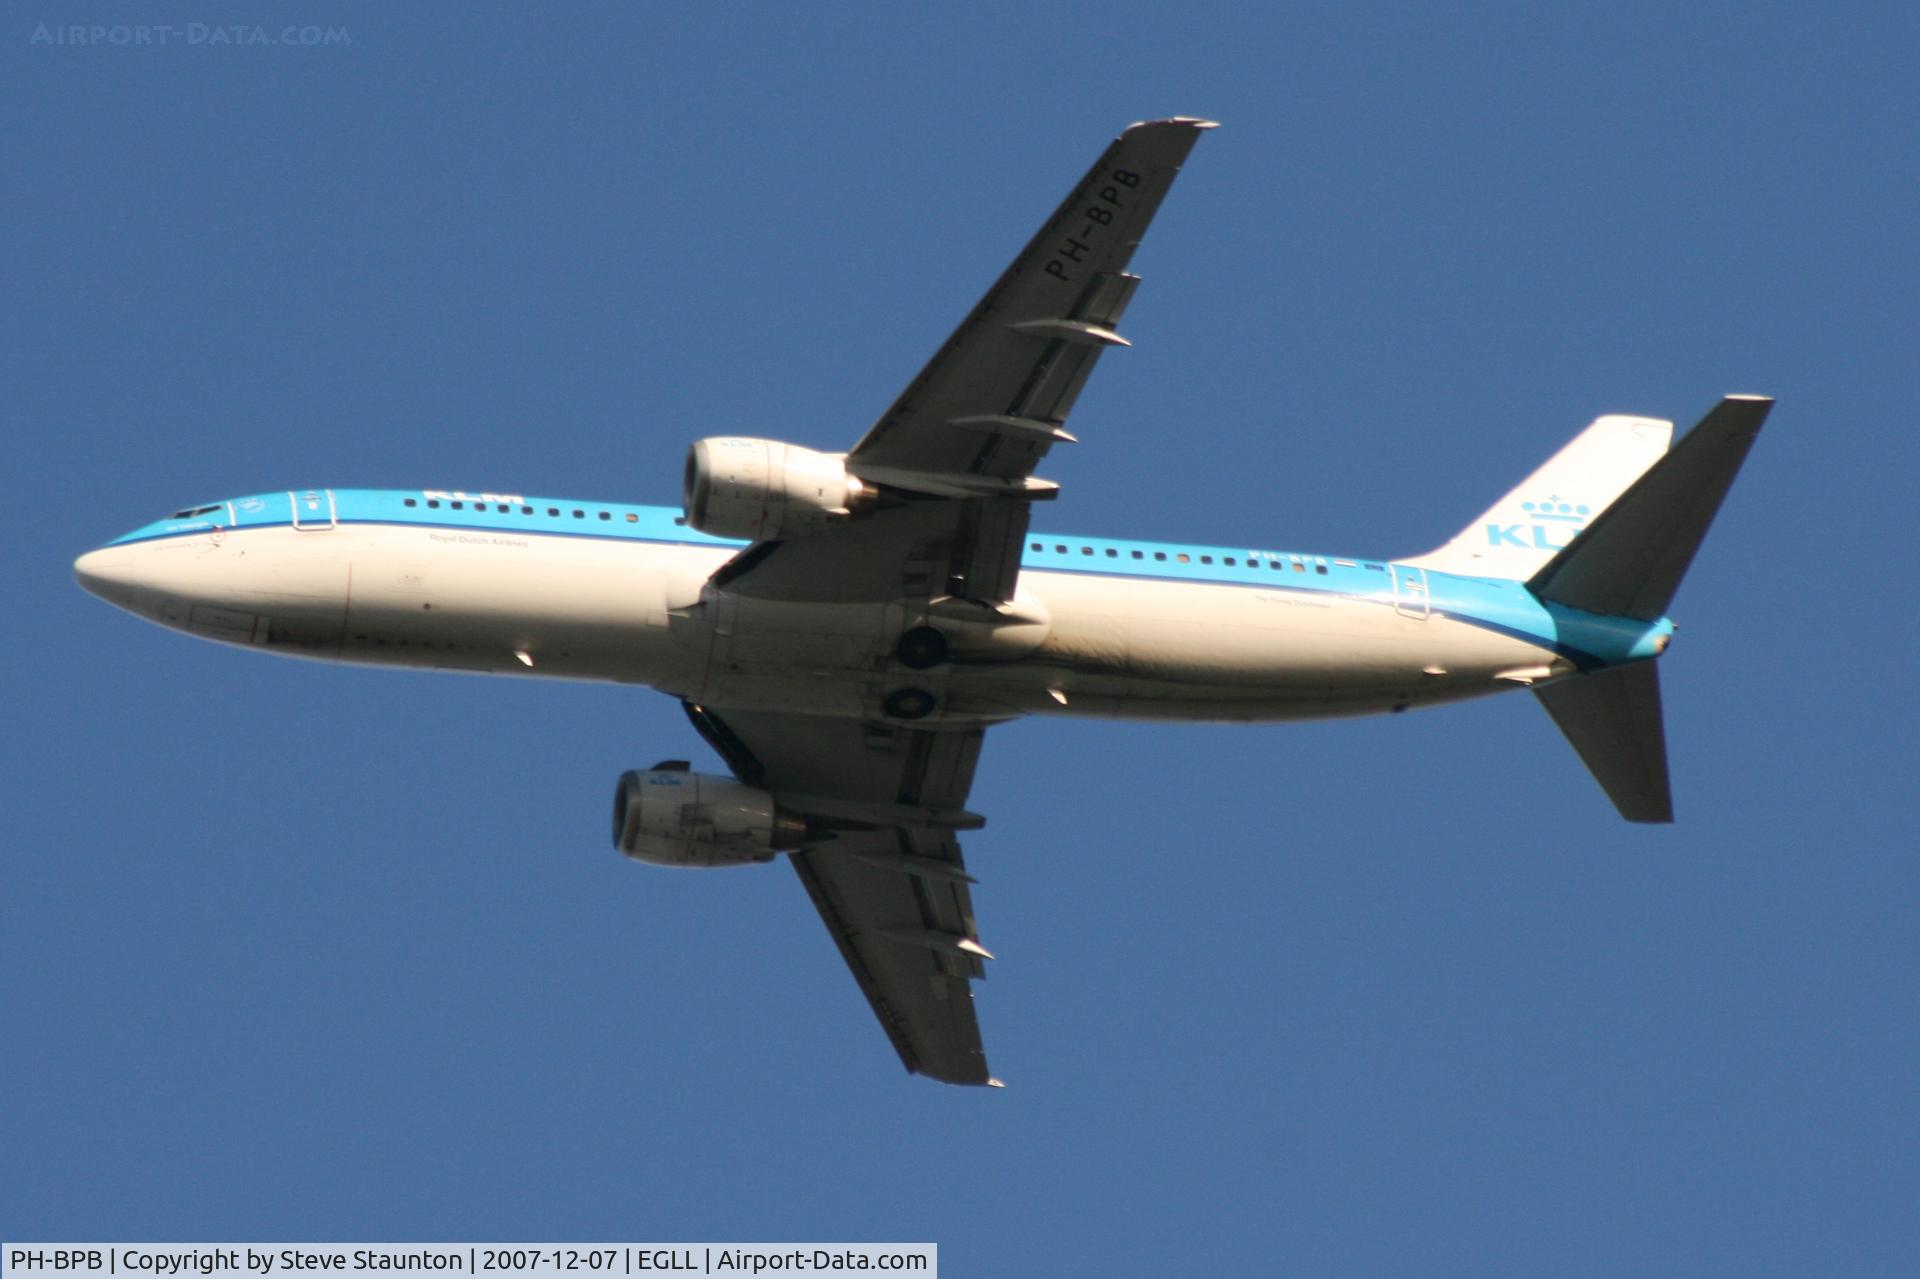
[6,3,1916,1273]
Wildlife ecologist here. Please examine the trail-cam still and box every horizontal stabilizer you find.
[1534,663,1673,823]
[1528,396,1772,620]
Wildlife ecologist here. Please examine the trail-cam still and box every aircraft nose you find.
[73,546,140,607]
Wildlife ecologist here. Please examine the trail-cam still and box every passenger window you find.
[573,510,585,518]
[1132,550,1143,559]
[1224,557,1236,566]
[1177,553,1190,564]
[497,504,510,513]
[548,508,560,517]
[599,511,611,520]
[1105,548,1118,557]
[1200,555,1213,565]
[404,498,417,507]
[1316,564,1328,575]
[1154,552,1167,561]
[1293,562,1305,572]
[1055,544,1067,554]
[451,501,464,510]
[1268,560,1282,569]
[1082,547,1093,556]
[427,500,440,509]
[1031,542,1043,552]
[626,513,638,523]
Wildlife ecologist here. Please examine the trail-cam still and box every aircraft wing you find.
[716,117,1215,607]
[685,703,998,1085]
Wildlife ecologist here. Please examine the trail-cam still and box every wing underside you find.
[686,703,997,1085]
[719,118,1215,608]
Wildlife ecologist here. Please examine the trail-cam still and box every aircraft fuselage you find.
[73,488,1670,725]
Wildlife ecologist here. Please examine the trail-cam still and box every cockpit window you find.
[168,504,222,519]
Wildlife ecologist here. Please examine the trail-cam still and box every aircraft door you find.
[290,490,337,530]
[1391,563,1430,619]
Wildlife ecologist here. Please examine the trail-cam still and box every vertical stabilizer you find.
[1534,663,1673,823]
[1405,414,1673,580]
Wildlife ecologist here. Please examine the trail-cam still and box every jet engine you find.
[612,763,807,868]
[683,437,868,540]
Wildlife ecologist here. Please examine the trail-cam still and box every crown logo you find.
[1519,495,1589,524]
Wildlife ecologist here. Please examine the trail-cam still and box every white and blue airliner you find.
[74,119,1769,1086]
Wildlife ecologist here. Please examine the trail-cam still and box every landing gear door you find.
[290,490,337,531]
[1391,563,1430,620]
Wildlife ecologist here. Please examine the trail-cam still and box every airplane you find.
[73,118,1770,1087]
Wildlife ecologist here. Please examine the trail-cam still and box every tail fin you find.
[1527,396,1772,620]
[1527,395,1773,822]
[1404,413,1674,580]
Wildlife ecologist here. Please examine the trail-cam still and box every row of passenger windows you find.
[1029,541,1337,574]
[391,498,1354,572]
[403,497,642,524]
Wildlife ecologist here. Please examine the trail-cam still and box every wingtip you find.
[1125,116,1222,132]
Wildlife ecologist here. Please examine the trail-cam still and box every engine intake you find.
[683,437,867,541]
[612,765,806,868]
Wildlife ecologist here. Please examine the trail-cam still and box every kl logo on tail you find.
[1488,495,1592,551]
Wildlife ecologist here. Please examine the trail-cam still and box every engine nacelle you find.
[683,437,867,541]
[612,765,806,868]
